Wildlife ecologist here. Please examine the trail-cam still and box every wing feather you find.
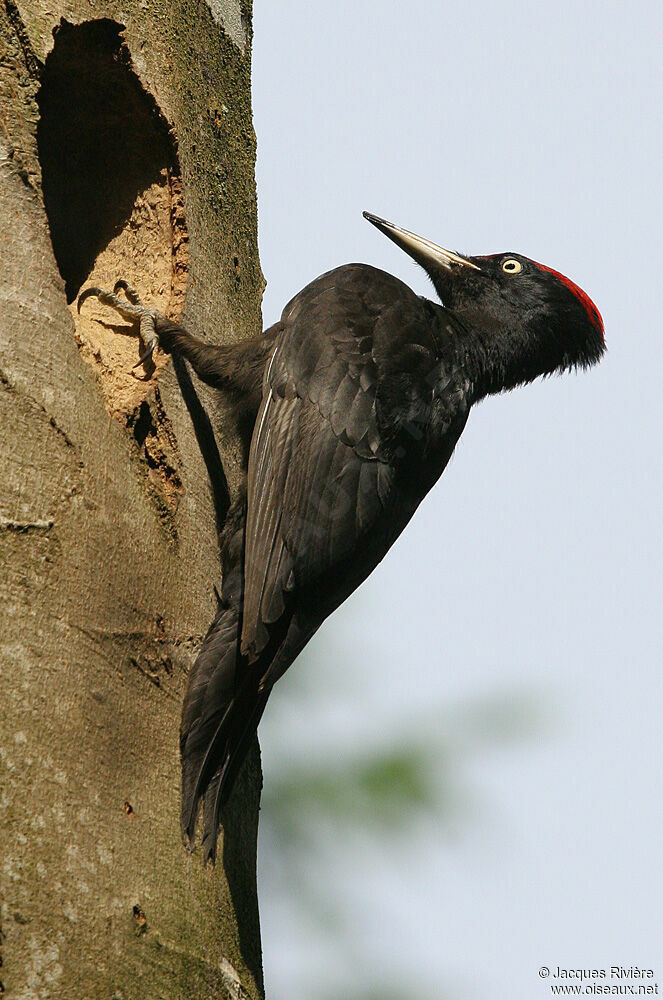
[242,391,298,654]
[241,264,451,660]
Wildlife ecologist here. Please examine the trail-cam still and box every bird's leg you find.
[78,281,233,386]
[78,282,161,370]
[78,281,271,402]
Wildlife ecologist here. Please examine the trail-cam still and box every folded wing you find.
[241,264,438,663]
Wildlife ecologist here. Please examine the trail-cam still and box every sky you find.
[250,2,662,998]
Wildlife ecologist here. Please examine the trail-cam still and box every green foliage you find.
[263,744,438,839]
[259,676,545,1000]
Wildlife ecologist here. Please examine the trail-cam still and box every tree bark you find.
[0,0,265,996]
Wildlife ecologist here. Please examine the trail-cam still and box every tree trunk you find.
[0,1,265,996]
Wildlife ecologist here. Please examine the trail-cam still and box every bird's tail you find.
[179,596,293,863]
[197,681,269,864]
[180,601,242,849]
[179,488,300,864]
[179,492,264,863]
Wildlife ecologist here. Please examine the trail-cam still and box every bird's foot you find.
[77,281,162,371]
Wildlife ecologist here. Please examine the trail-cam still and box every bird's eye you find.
[502,258,523,274]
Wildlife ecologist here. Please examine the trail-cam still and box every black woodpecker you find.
[78,212,605,863]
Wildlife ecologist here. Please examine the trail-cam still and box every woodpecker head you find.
[364,212,605,390]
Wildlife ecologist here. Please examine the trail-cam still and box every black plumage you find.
[78,212,605,862]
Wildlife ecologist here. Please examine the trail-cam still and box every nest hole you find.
[37,19,181,304]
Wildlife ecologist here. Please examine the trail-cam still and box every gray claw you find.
[77,283,160,374]
[114,280,143,305]
[77,286,144,323]
[132,342,157,369]
[77,286,104,313]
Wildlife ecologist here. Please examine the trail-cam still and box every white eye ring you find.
[502,258,523,274]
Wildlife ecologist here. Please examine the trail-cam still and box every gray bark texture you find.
[0,0,265,996]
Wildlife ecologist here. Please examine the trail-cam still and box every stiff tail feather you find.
[180,601,240,841]
[179,597,270,863]
[199,688,269,865]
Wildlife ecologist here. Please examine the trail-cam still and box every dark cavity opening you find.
[37,19,178,303]
[128,399,154,448]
